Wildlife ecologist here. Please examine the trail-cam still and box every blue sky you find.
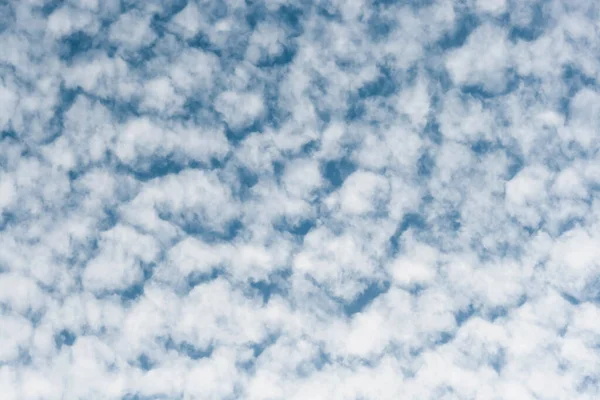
[1,0,600,398]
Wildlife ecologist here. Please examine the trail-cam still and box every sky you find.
[1,0,600,398]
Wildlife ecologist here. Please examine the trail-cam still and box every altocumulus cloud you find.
[1,0,600,399]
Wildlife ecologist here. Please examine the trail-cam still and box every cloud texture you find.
[1,0,600,398]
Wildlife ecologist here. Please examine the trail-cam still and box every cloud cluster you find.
[1,0,600,398]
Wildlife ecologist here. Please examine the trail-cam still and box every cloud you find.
[108,9,156,51]
[446,24,511,92]
[1,0,600,398]
[215,90,265,132]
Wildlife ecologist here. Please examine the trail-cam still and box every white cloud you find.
[475,0,507,15]
[0,313,33,362]
[566,88,600,149]
[336,170,390,215]
[169,1,203,39]
[391,237,438,287]
[2,0,600,398]
[396,75,430,129]
[215,90,265,131]
[46,6,98,37]
[505,164,551,227]
[139,76,185,115]
[0,173,16,211]
[446,24,511,92]
[282,158,323,198]
[168,49,219,96]
[0,80,18,132]
[109,9,156,51]
[293,226,382,300]
[246,22,287,64]
[82,224,159,293]
[547,228,600,298]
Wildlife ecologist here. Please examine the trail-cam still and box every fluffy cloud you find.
[1,0,599,398]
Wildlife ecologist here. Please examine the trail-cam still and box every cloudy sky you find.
[1,0,600,398]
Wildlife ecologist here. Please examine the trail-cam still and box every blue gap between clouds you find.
[346,65,397,121]
[0,211,16,232]
[186,268,224,290]
[148,0,189,39]
[187,218,243,243]
[58,31,95,62]
[578,376,600,393]
[468,139,524,179]
[122,262,156,302]
[508,2,547,43]
[436,12,479,50]
[563,64,598,96]
[366,11,395,41]
[422,116,443,144]
[357,66,397,98]
[506,153,524,180]
[224,120,264,144]
[264,79,294,130]
[245,0,267,29]
[54,329,76,349]
[96,95,143,123]
[470,139,495,155]
[251,333,279,359]
[439,209,461,232]
[88,262,157,303]
[432,331,454,346]
[303,275,390,317]
[43,85,81,144]
[115,157,222,182]
[0,127,18,141]
[583,277,600,304]
[487,295,526,322]
[560,64,599,120]
[275,5,305,37]
[136,354,155,371]
[273,217,316,236]
[235,166,259,201]
[389,212,427,254]
[300,139,320,156]
[560,291,581,306]
[0,2,14,34]
[187,32,222,56]
[556,216,585,236]
[39,0,65,17]
[98,207,119,232]
[181,96,214,123]
[343,281,391,316]
[120,282,145,302]
[322,157,357,188]
[490,348,507,373]
[65,237,102,269]
[454,304,476,326]
[162,336,213,360]
[237,333,280,372]
[417,151,435,178]
[158,208,243,243]
[248,269,292,304]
